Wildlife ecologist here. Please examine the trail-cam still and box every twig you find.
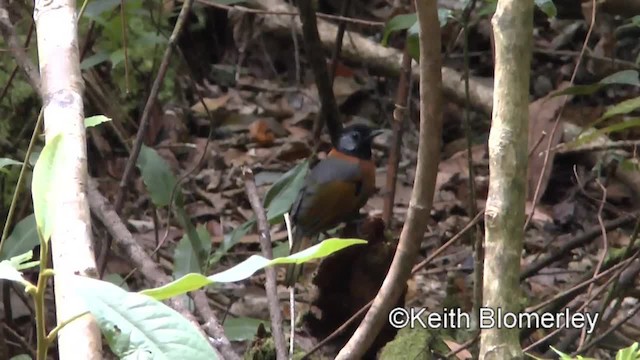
[382,40,412,225]
[113,0,195,213]
[578,178,608,347]
[297,0,342,146]
[554,139,640,154]
[0,1,41,96]
[196,0,385,27]
[86,179,238,360]
[242,167,287,360]
[520,213,637,280]
[312,0,351,140]
[334,1,443,357]
[283,212,296,357]
[524,0,598,231]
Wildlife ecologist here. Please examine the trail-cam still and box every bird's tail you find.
[284,228,312,287]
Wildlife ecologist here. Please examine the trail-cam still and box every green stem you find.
[47,311,90,343]
[0,109,44,254]
[34,234,50,360]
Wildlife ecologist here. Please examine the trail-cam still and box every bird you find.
[284,124,384,287]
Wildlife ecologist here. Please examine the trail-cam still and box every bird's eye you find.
[351,132,361,141]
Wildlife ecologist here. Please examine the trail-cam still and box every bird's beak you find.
[369,129,385,139]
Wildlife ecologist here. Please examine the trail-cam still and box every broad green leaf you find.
[80,51,111,70]
[142,238,367,300]
[553,70,640,97]
[0,260,29,286]
[85,115,112,128]
[71,275,218,360]
[535,0,557,18]
[381,14,417,46]
[601,96,640,120]
[265,160,309,223]
[0,214,38,260]
[223,317,268,341]
[0,158,22,174]
[136,145,178,207]
[437,8,452,27]
[600,70,640,86]
[569,118,640,148]
[174,225,212,279]
[32,134,65,242]
[208,220,254,267]
[83,0,120,19]
[616,342,640,360]
[9,355,31,360]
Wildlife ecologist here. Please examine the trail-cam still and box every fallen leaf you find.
[190,94,230,115]
[249,119,276,145]
[528,82,573,202]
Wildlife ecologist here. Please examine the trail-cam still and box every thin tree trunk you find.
[34,1,102,359]
[480,0,533,358]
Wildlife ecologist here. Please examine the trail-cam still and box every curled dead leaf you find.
[249,119,276,145]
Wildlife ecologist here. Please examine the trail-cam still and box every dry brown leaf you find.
[190,94,231,115]
[223,148,253,167]
[249,119,276,145]
[442,340,472,359]
[527,82,573,202]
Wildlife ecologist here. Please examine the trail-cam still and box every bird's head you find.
[335,124,384,160]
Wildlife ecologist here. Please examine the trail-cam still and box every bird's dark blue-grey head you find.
[335,124,384,160]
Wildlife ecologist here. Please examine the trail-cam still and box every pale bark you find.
[480,0,534,358]
[34,0,102,359]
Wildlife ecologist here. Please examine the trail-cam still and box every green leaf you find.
[208,220,254,267]
[71,275,218,360]
[83,0,120,19]
[224,317,268,341]
[32,134,65,242]
[437,8,452,27]
[0,214,39,261]
[265,160,309,223]
[7,250,39,271]
[553,70,640,97]
[0,158,23,174]
[9,354,32,360]
[381,13,417,46]
[85,115,112,128]
[569,118,640,148]
[600,70,640,86]
[535,0,557,18]
[174,225,212,279]
[616,342,640,360]
[601,96,640,120]
[136,145,178,207]
[0,260,29,286]
[142,238,366,300]
[80,51,111,70]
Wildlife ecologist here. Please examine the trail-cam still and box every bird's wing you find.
[292,157,368,235]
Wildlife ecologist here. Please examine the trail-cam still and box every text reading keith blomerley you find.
[388,307,599,334]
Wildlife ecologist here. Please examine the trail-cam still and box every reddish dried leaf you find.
[527,82,573,202]
[249,119,276,146]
